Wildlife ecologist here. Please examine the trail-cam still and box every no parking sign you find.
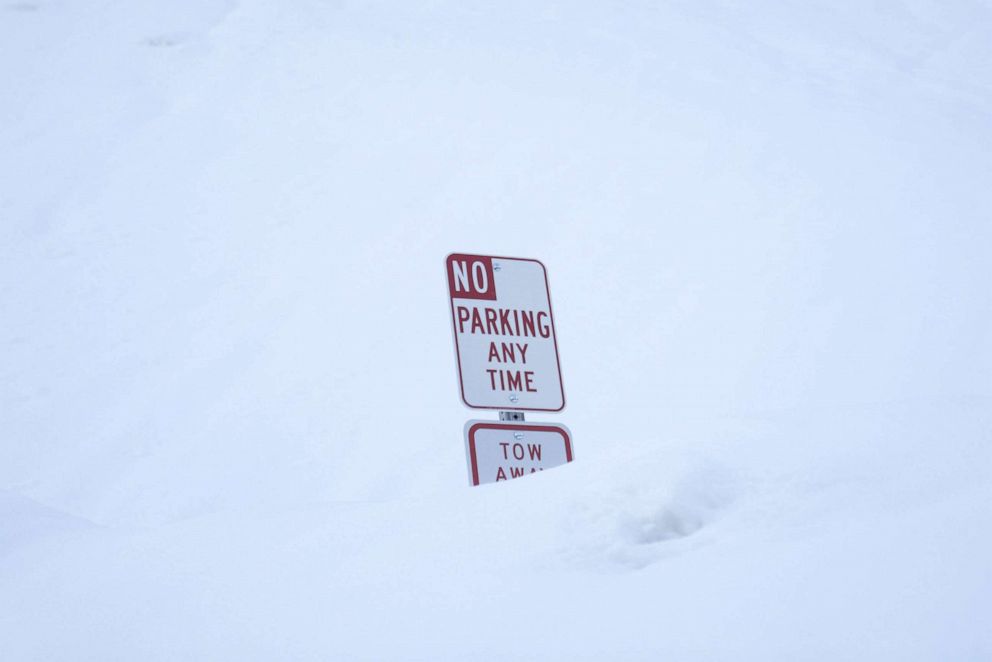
[445,253,573,487]
[445,253,565,412]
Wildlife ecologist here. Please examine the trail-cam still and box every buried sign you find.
[445,253,565,411]
[464,421,573,487]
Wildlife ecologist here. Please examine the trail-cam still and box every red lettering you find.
[516,343,528,364]
[510,467,526,478]
[486,368,537,391]
[488,343,499,362]
[521,311,535,337]
[512,443,525,460]
[457,306,554,339]
[499,442,510,459]
[496,467,507,481]
[527,443,542,461]
[500,343,515,363]
[499,309,513,335]
[507,371,523,391]
[537,312,551,338]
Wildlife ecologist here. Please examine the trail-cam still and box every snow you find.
[2,1,991,659]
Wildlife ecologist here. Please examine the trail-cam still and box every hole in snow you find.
[624,506,705,544]
[563,458,738,571]
[144,34,185,48]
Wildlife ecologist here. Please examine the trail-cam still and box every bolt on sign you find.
[445,253,565,411]
[464,421,573,486]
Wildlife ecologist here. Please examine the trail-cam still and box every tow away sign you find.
[464,421,573,486]
[445,253,565,411]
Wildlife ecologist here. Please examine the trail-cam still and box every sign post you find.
[446,252,573,487]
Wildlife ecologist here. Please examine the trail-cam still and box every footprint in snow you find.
[564,458,737,570]
[144,33,186,48]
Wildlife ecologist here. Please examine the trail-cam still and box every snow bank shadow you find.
[0,490,97,556]
[565,458,737,571]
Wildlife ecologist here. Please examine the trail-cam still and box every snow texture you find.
[1,1,990,660]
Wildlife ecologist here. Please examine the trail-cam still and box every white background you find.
[1,1,990,660]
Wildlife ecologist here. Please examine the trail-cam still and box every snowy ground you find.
[2,1,991,660]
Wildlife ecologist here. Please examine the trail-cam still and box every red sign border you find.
[446,253,566,412]
[465,421,574,487]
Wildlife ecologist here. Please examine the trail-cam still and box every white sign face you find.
[464,421,574,486]
[446,253,565,411]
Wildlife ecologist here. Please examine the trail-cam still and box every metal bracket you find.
[499,410,526,422]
